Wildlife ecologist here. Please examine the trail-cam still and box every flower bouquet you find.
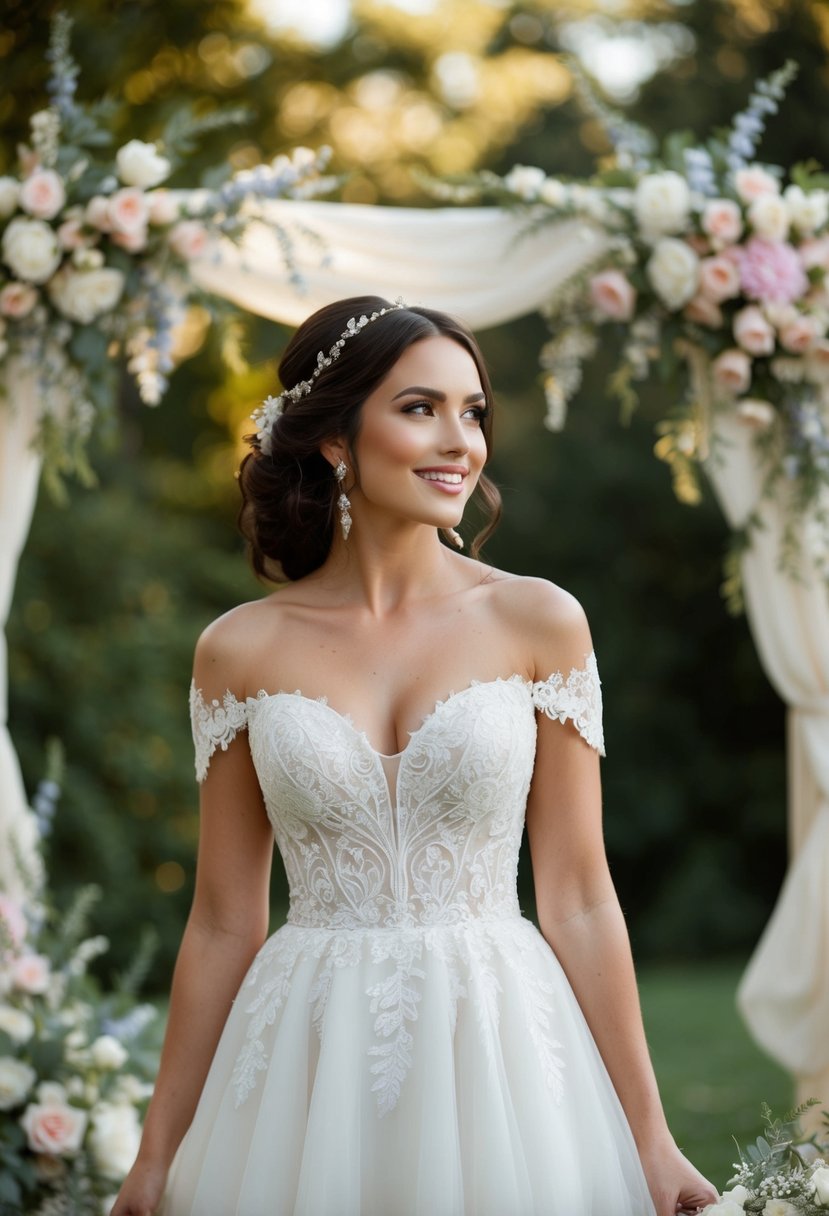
[0,750,158,1215]
[0,12,334,495]
[432,60,829,601]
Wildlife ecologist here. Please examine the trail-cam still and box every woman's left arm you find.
[522,583,717,1216]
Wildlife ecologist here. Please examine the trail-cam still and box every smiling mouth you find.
[414,471,465,484]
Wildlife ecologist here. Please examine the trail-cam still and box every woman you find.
[113,296,717,1216]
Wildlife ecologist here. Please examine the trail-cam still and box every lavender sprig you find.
[562,53,656,172]
[725,59,799,174]
[45,11,79,121]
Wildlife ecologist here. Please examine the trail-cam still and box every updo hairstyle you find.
[237,295,502,582]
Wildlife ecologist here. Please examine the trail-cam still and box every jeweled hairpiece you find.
[251,298,408,454]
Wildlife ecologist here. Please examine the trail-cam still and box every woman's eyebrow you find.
[391,385,486,403]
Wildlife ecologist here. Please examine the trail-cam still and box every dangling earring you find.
[334,459,352,540]
[444,526,464,550]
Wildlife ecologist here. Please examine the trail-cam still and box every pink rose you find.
[799,237,829,272]
[683,294,723,328]
[734,166,780,203]
[779,313,822,353]
[57,217,86,251]
[22,1101,87,1155]
[146,190,179,226]
[19,168,65,220]
[107,187,149,235]
[698,254,741,303]
[85,196,112,232]
[0,895,26,950]
[0,281,37,318]
[712,348,752,394]
[168,220,208,260]
[733,305,776,356]
[12,952,50,995]
[589,269,636,321]
[111,226,148,253]
[701,199,743,249]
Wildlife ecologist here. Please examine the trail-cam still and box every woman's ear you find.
[319,437,348,469]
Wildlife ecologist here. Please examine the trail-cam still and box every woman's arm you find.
[522,582,716,1216]
[112,617,274,1216]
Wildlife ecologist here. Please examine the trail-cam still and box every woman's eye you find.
[403,401,434,415]
[403,402,488,422]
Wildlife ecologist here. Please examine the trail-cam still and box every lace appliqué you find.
[531,650,606,757]
[189,680,250,783]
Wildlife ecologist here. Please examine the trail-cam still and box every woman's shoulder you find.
[484,572,594,679]
[192,596,282,694]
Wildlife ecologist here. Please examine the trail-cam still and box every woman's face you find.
[348,335,489,535]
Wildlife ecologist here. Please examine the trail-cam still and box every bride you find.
[112,295,717,1216]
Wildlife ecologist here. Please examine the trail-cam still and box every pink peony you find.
[589,269,636,321]
[698,255,741,303]
[19,168,65,220]
[738,237,808,304]
[168,220,208,260]
[712,348,752,394]
[683,294,723,328]
[0,281,37,318]
[779,313,822,354]
[107,187,149,235]
[22,1101,87,1156]
[733,305,776,356]
[701,199,743,249]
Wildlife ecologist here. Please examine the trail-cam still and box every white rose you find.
[19,168,66,221]
[89,1035,128,1071]
[48,265,125,325]
[748,193,790,242]
[720,1184,749,1206]
[503,164,547,200]
[37,1082,68,1105]
[0,1005,34,1043]
[539,178,568,207]
[22,1099,87,1155]
[763,1199,799,1215]
[115,140,171,189]
[0,1057,36,1109]
[812,1164,829,1204]
[90,1103,141,1178]
[0,176,21,218]
[646,238,700,309]
[634,171,691,238]
[111,1074,153,1103]
[2,217,62,284]
[784,184,829,235]
[736,398,776,429]
[700,1202,746,1216]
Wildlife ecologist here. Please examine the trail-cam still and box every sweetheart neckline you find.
[245,672,534,760]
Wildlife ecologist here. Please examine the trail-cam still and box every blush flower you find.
[22,1099,87,1156]
[589,269,636,321]
[698,255,741,303]
[733,305,776,356]
[683,294,723,329]
[738,237,808,305]
[712,348,752,395]
[0,281,38,318]
[19,168,66,220]
[701,199,743,249]
[107,187,149,235]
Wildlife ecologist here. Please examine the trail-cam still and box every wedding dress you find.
[162,651,657,1216]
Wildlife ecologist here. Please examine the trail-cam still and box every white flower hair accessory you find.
[251,298,408,455]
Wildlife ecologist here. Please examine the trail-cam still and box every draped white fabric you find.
[2,196,827,1112]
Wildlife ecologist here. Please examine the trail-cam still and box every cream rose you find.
[798,236,829,271]
[0,1057,36,1109]
[733,305,776,356]
[503,165,547,200]
[712,348,752,394]
[700,1202,746,1216]
[22,1099,87,1155]
[168,220,209,260]
[634,171,691,239]
[748,193,790,242]
[90,1103,141,1178]
[85,196,112,232]
[701,199,743,249]
[0,1005,34,1043]
[111,226,148,253]
[19,168,66,221]
[698,254,741,303]
[12,953,50,995]
[734,165,780,202]
[0,176,21,219]
[57,216,86,250]
[784,184,829,235]
[116,140,171,189]
[812,1164,829,1204]
[107,187,149,235]
[762,1200,798,1216]
[684,294,723,328]
[147,189,179,225]
[779,312,822,353]
[2,217,62,284]
[646,238,699,309]
[736,399,776,429]
[589,269,636,321]
[48,265,125,325]
[539,178,568,207]
[90,1035,128,1071]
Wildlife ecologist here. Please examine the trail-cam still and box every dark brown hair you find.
[237,295,502,582]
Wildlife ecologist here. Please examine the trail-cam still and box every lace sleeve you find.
[530,650,606,757]
[189,680,250,783]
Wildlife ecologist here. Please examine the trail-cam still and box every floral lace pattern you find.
[190,652,604,1116]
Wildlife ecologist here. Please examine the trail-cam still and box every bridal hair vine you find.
[251,298,409,454]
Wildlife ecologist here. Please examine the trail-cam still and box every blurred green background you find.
[4,0,827,1180]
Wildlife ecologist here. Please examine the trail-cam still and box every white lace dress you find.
[161,651,656,1216]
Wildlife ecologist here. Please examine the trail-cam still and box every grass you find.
[639,959,792,1186]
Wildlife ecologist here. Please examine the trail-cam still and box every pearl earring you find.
[334,459,352,540]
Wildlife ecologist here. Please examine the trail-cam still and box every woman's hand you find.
[640,1135,719,1215]
[109,1157,168,1216]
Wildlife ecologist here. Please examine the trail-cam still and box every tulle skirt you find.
[161,916,656,1216]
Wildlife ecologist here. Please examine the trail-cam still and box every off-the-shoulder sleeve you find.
[189,680,250,783]
[530,649,606,757]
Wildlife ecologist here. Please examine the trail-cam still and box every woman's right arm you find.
[112,617,274,1216]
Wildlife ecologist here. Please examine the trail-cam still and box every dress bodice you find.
[189,653,606,932]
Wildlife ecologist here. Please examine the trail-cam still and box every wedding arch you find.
[2,32,827,1134]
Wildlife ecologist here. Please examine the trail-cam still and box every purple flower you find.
[738,237,808,304]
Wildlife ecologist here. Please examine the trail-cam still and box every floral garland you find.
[432,60,829,607]
[0,13,335,495]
